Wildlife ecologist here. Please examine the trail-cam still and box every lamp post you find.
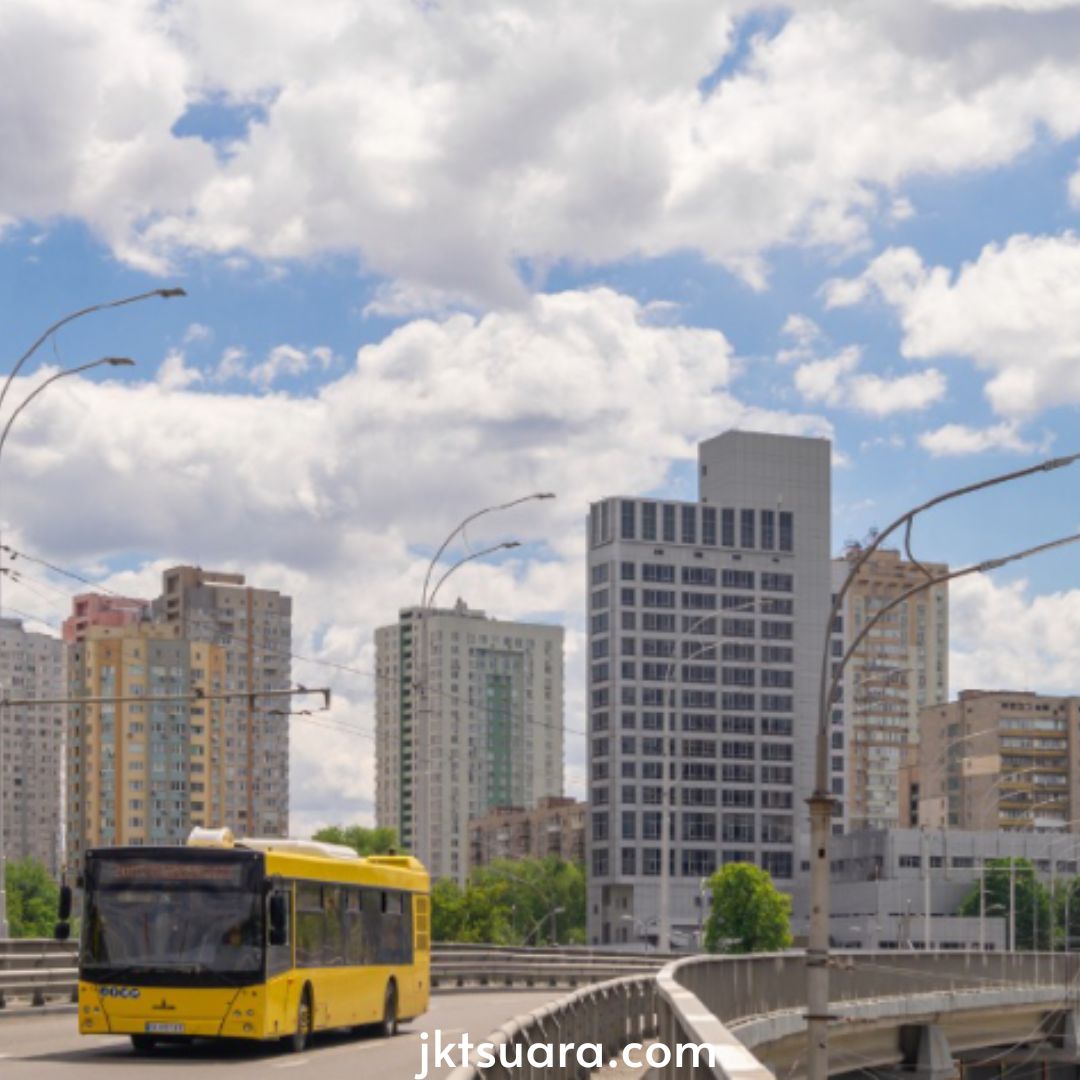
[807,450,1080,1080]
[412,493,554,881]
[0,355,135,940]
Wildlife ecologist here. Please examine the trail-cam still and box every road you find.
[0,991,560,1079]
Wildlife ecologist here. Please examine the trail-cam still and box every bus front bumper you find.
[78,982,271,1040]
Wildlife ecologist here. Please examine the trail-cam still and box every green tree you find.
[6,858,59,939]
[473,856,587,945]
[312,825,399,857]
[429,856,587,945]
[958,858,1051,950]
[703,862,792,954]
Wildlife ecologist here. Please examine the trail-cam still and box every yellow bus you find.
[66,828,430,1053]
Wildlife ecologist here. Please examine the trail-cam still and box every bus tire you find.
[130,1035,156,1054]
[377,980,397,1038]
[289,986,313,1053]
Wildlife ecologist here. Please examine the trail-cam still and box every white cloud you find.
[182,322,213,344]
[7,2,1080,301]
[951,575,1080,695]
[213,346,247,382]
[248,344,334,388]
[0,287,828,829]
[156,349,203,390]
[826,234,1080,417]
[918,421,1038,456]
[793,344,946,416]
[776,313,822,365]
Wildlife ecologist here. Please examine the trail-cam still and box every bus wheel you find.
[130,1035,157,1054]
[289,987,313,1053]
[378,981,397,1039]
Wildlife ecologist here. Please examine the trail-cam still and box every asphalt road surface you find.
[0,991,560,1079]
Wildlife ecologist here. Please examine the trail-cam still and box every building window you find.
[643,564,676,583]
[662,505,677,542]
[621,848,637,876]
[779,511,794,552]
[621,500,636,540]
[592,813,609,841]
[642,848,661,876]
[642,503,657,541]
[592,849,610,877]
[702,507,717,546]
[621,812,636,839]
[681,505,697,545]
[721,508,735,547]
[761,852,793,879]
[721,569,754,590]
[621,561,636,581]
[740,509,755,548]
[761,509,776,550]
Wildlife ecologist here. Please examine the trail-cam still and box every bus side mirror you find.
[58,884,73,921]
[269,894,287,946]
[54,922,71,942]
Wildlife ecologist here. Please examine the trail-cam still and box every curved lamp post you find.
[807,450,1080,1080]
[0,356,135,938]
[412,493,553,881]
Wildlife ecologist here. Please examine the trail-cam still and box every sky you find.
[2,0,1080,835]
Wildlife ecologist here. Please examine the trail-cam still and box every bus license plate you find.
[146,1023,185,1034]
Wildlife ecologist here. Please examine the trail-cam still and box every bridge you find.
[5,943,1080,1079]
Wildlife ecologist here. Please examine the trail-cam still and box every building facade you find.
[62,593,149,644]
[833,549,949,830]
[152,567,292,837]
[469,797,586,868]
[375,600,564,885]
[918,691,1080,832]
[66,622,228,869]
[586,430,832,947]
[0,618,66,878]
[789,827,1080,952]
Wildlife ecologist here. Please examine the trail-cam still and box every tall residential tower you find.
[375,600,564,884]
[586,430,832,946]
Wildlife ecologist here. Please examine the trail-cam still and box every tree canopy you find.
[431,856,586,945]
[311,825,399,857]
[958,857,1051,950]
[6,858,59,939]
[703,862,792,954]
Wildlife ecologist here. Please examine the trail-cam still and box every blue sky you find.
[3,0,1080,829]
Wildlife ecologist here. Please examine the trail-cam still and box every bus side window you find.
[324,887,347,967]
[267,888,292,978]
[345,888,364,966]
[296,883,323,968]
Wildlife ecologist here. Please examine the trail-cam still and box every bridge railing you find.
[446,973,657,1080]
[0,939,668,1008]
[652,950,1080,1080]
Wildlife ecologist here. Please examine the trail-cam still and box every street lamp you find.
[0,355,137,939]
[412,493,554,880]
[807,449,1080,1080]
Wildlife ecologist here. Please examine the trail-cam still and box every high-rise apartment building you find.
[832,549,949,830]
[152,567,292,837]
[0,618,66,878]
[918,691,1080,831]
[66,622,228,868]
[375,600,564,884]
[62,593,149,644]
[586,430,831,946]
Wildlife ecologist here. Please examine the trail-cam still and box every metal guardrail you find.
[652,950,1080,1080]
[0,940,668,1008]
[446,973,658,1080]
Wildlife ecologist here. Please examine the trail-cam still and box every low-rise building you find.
[469,797,586,868]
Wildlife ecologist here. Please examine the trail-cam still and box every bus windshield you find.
[82,852,264,986]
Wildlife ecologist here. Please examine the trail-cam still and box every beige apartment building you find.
[469,797,586,869]
[833,548,949,830]
[152,567,292,837]
[66,622,228,869]
[0,618,66,878]
[375,600,564,885]
[918,690,1080,831]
